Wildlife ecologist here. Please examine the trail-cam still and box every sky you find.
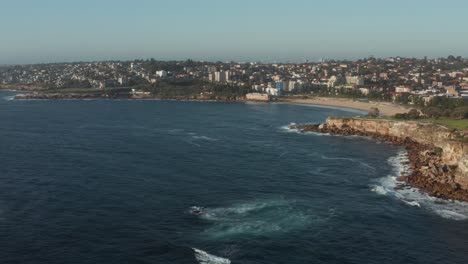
[1,0,467,64]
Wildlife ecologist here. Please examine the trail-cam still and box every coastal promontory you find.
[290,118,468,201]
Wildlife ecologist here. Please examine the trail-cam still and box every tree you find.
[367,107,380,117]
[451,107,468,119]
[395,94,410,104]
[442,109,452,118]
[412,96,425,107]
[407,109,420,119]
[422,107,442,118]
[394,113,408,119]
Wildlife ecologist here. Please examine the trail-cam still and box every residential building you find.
[156,70,168,78]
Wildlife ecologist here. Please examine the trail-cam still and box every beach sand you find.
[283,97,409,116]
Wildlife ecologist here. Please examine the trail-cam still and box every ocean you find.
[1,91,468,264]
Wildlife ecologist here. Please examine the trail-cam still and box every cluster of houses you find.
[2,56,468,104]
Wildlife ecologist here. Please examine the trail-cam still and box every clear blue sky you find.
[1,0,467,64]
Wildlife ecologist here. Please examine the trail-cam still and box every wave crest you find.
[193,248,231,264]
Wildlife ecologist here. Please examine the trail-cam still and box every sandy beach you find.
[282,97,409,116]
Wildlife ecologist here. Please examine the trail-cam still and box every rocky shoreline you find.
[290,122,468,202]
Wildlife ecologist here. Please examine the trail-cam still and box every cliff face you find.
[326,118,468,189]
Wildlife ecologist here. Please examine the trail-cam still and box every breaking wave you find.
[279,124,377,141]
[193,248,231,264]
[279,123,298,133]
[371,150,468,221]
[279,123,331,136]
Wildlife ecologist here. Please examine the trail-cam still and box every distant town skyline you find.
[1,0,468,64]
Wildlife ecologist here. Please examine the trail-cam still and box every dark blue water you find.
[1,91,468,264]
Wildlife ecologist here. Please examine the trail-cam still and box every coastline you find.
[12,92,409,117]
[290,119,468,202]
[281,97,408,116]
[12,92,246,102]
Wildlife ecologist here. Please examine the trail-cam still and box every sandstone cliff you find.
[291,118,468,201]
[326,118,468,190]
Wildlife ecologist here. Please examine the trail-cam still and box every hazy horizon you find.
[3,54,468,67]
[1,0,467,64]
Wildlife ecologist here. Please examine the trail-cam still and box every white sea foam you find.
[192,199,331,239]
[304,131,332,137]
[204,211,313,239]
[198,200,289,221]
[279,123,332,136]
[279,124,380,140]
[192,135,218,141]
[193,248,231,264]
[372,185,388,196]
[434,210,468,221]
[279,123,299,133]
[280,124,382,142]
[371,150,468,221]
[404,201,421,207]
[2,95,15,101]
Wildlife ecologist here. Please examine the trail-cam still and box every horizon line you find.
[1,55,468,66]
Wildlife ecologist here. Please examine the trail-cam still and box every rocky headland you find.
[290,118,468,201]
